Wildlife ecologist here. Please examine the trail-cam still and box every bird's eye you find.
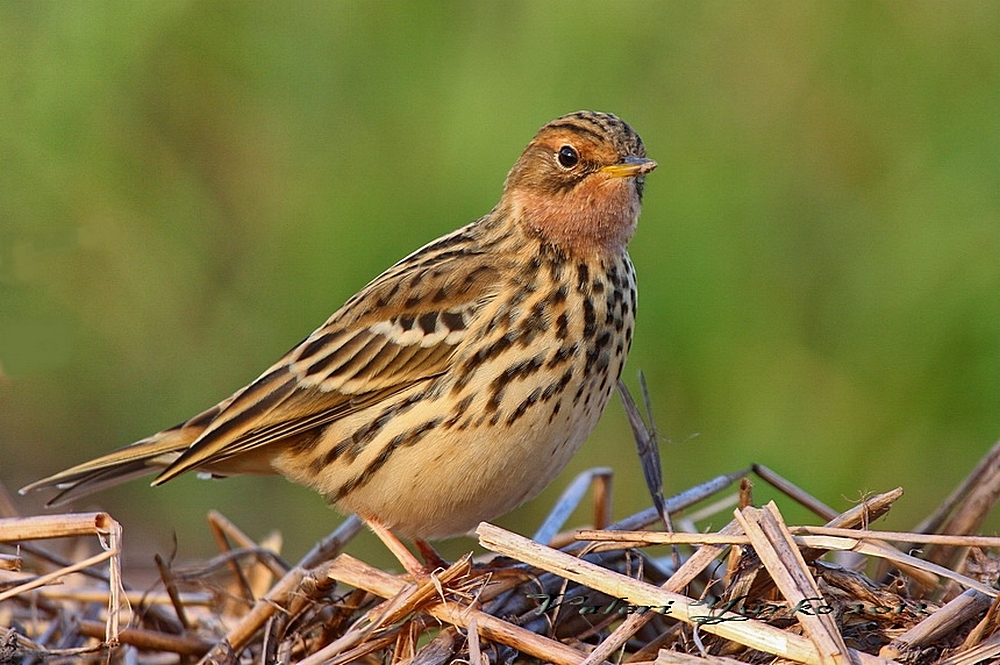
[556,145,579,169]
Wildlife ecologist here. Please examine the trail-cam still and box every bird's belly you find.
[338,399,604,538]
[272,366,616,539]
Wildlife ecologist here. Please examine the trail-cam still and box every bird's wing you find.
[152,237,504,483]
[22,228,506,502]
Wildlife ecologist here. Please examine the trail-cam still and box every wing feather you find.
[153,248,503,482]
[23,224,505,501]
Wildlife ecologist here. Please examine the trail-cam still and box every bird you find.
[22,111,656,567]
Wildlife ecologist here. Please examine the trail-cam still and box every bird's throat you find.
[511,181,641,258]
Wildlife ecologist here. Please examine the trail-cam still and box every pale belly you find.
[272,354,620,539]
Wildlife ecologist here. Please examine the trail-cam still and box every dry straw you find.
[4,386,1000,664]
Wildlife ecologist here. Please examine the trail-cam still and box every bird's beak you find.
[601,156,658,178]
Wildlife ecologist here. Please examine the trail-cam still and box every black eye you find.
[556,145,579,169]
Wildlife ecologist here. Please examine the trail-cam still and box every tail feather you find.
[20,426,197,506]
[38,462,175,507]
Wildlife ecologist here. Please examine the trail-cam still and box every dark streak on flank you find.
[443,394,475,428]
[455,330,518,388]
[486,354,546,413]
[547,343,578,368]
[316,391,425,470]
[492,354,546,392]
[331,417,443,501]
[507,387,543,426]
[548,399,562,423]
[542,369,573,401]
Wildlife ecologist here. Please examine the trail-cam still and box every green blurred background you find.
[3,3,999,570]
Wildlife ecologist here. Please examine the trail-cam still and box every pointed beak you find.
[601,156,658,178]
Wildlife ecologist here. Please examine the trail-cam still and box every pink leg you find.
[414,538,450,571]
[365,518,426,576]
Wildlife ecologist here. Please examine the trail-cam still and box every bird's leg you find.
[364,517,427,576]
[414,538,450,571]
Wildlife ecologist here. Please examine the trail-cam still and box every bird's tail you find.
[19,407,219,506]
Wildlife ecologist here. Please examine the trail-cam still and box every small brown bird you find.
[22,111,656,551]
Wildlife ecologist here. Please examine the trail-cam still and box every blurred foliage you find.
[2,2,998,566]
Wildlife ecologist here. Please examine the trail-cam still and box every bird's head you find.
[503,111,656,257]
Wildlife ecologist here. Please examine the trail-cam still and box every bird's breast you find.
[274,250,637,538]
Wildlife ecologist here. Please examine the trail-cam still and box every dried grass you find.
[4,390,1000,664]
